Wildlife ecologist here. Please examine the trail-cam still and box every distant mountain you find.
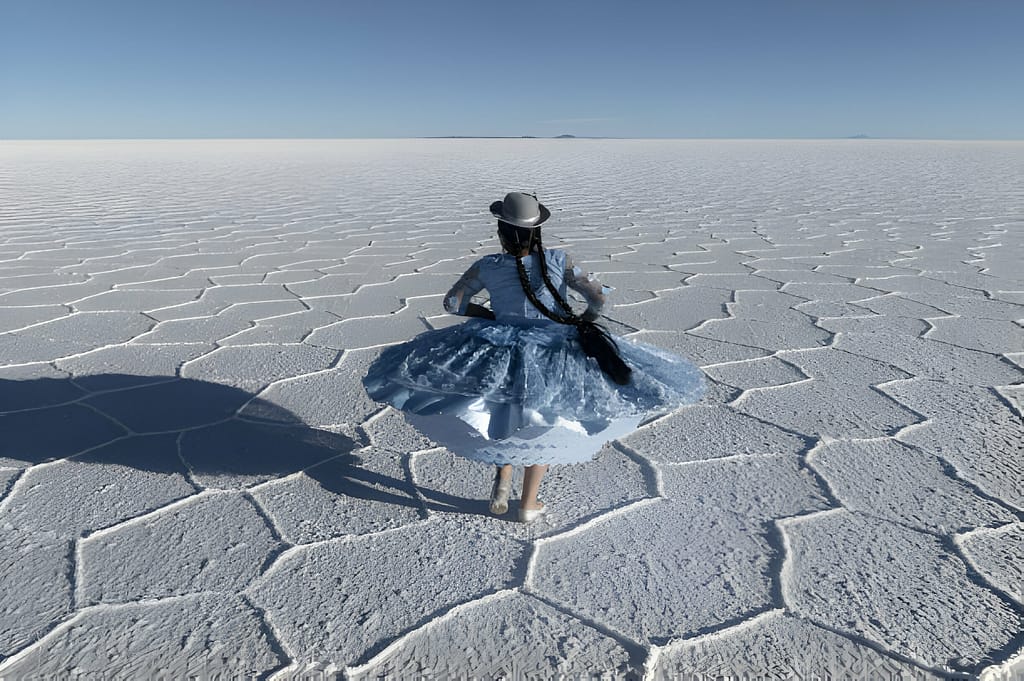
[846,134,871,139]
[423,134,602,139]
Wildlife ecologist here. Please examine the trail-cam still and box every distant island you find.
[846,134,872,139]
[424,136,538,139]
[423,134,609,139]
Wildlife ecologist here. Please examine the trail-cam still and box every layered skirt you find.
[362,319,704,465]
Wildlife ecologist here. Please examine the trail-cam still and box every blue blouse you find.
[444,249,604,322]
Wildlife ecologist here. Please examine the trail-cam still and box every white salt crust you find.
[0,139,1021,677]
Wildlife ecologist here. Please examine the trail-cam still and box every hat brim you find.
[489,200,550,228]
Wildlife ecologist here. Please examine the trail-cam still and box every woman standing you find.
[363,192,704,522]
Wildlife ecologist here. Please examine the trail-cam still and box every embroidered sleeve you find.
[563,254,606,319]
[443,262,486,315]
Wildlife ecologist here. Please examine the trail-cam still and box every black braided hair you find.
[510,230,632,385]
[497,220,535,256]
[534,229,581,318]
[513,253,575,325]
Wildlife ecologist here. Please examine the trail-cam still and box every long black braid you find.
[533,230,577,318]
[513,253,574,325]
[509,227,632,385]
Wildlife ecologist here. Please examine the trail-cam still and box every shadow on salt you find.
[0,374,476,515]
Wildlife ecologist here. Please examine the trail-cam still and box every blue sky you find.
[2,0,1022,139]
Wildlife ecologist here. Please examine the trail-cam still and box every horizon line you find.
[3,136,1024,142]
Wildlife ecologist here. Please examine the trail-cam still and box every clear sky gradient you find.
[2,0,1022,139]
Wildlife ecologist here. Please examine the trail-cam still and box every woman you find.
[363,192,704,522]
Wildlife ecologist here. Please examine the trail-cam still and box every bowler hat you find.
[489,192,551,228]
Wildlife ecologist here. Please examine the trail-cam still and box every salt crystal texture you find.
[0,139,1021,677]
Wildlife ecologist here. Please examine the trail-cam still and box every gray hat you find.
[489,192,551,229]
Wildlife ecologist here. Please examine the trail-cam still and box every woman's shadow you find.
[0,373,479,516]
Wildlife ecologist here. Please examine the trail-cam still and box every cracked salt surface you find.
[882,379,1024,508]
[248,515,525,670]
[650,609,932,679]
[621,404,808,463]
[958,523,1024,605]
[736,347,924,438]
[79,491,280,605]
[0,594,282,678]
[348,590,636,679]
[251,445,423,544]
[413,443,653,533]
[531,498,776,643]
[809,439,1017,533]
[1,139,1022,677]
[783,510,1019,672]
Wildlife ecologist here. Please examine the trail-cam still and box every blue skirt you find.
[362,319,704,465]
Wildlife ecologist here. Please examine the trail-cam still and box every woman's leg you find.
[489,464,514,514]
[520,464,548,510]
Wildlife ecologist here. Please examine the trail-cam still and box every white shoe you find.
[518,502,546,523]
[489,471,512,515]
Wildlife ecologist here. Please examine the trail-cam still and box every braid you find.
[514,255,574,325]
[513,233,633,386]
[533,230,577,318]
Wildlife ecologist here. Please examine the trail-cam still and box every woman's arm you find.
[443,262,491,317]
[563,254,607,321]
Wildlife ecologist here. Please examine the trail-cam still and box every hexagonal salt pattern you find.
[77,491,280,605]
[958,523,1024,605]
[809,439,1017,534]
[247,516,525,669]
[611,286,732,333]
[0,530,72,658]
[529,457,826,645]
[82,378,253,433]
[650,610,931,680]
[0,595,282,677]
[239,348,385,428]
[251,446,424,543]
[2,139,1022,676]
[361,407,436,454]
[926,317,1023,355]
[834,332,1022,387]
[620,404,809,463]
[54,343,214,382]
[882,379,1024,508]
[782,510,1020,673]
[349,591,637,679]
[626,330,771,366]
[1,435,195,539]
[0,312,154,364]
[702,355,807,392]
[530,499,772,643]
[0,364,83,410]
[180,344,339,393]
[691,290,832,351]
[657,455,830,518]
[735,347,921,438]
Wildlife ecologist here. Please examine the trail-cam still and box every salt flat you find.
[0,139,1021,678]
